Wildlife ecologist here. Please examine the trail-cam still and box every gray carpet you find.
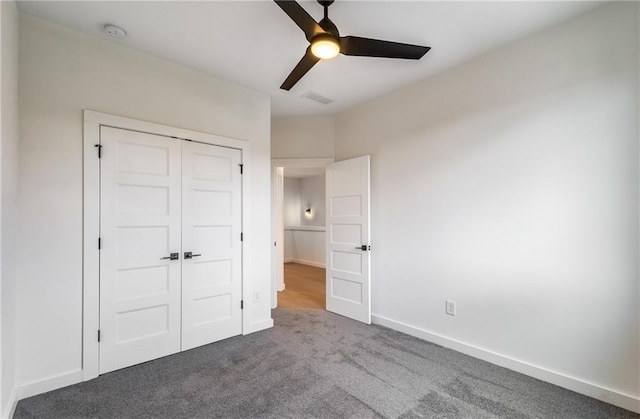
[14,308,639,418]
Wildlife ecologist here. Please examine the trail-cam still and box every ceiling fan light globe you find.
[311,37,340,59]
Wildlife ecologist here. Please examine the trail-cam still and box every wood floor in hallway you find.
[277,262,325,309]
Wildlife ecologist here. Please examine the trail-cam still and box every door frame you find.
[270,158,334,309]
[83,110,251,381]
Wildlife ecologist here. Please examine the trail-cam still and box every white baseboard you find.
[286,258,325,269]
[245,318,274,335]
[284,258,294,264]
[371,314,640,414]
[2,387,18,419]
[16,370,83,402]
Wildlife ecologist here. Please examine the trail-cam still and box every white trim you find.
[371,313,640,414]
[284,226,326,232]
[16,370,83,401]
[82,119,100,382]
[286,259,325,269]
[271,158,334,308]
[245,318,274,335]
[2,388,18,419]
[83,110,251,381]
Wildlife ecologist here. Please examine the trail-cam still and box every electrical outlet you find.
[254,291,260,302]
[445,300,456,316]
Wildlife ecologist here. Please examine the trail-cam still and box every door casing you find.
[270,158,334,309]
[83,110,251,381]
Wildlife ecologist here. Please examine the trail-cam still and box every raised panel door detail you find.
[116,304,170,344]
[99,126,182,374]
[193,294,233,326]
[194,260,232,289]
[193,190,232,217]
[330,167,361,196]
[100,126,243,374]
[193,154,232,182]
[326,156,371,324]
[116,185,170,215]
[116,226,169,264]
[331,196,362,217]
[116,142,169,176]
[181,141,242,351]
[194,226,233,257]
[331,224,362,245]
[330,277,363,304]
[331,251,363,275]
[116,266,170,301]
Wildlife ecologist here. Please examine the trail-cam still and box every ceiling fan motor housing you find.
[274,0,430,90]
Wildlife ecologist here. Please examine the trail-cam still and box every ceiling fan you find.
[274,0,431,91]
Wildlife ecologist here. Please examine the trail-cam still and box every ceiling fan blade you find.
[340,36,430,59]
[274,0,324,42]
[280,48,321,91]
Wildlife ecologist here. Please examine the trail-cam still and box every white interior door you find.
[325,155,371,324]
[181,141,243,350]
[99,126,182,374]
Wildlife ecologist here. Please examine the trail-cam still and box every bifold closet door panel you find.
[181,141,243,351]
[99,126,182,374]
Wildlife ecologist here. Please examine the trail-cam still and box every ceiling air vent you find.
[301,91,334,105]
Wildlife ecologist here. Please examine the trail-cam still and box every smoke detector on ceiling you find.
[104,24,127,39]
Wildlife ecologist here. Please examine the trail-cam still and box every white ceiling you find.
[17,0,604,117]
[283,166,325,179]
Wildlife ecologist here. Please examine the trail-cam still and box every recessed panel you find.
[117,227,169,260]
[193,154,232,182]
[194,226,232,257]
[331,277,362,304]
[194,259,232,289]
[117,142,169,176]
[331,224,362,245]
[117,266,169,300]
[116,304,169,343]
[331,196,362,217]
[193,190,232,217]
[331,251,362,275]
[331,167,361,196]
[117,185,169,215]
[192,294,232,326]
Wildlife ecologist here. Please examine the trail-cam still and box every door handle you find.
[184,252,202,260]
[160,252,179,260]
[355,245,370,251]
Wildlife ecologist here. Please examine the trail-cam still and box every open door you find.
[325,156,371,324]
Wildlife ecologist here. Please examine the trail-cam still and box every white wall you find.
[283,175,326,228]
[283,175,326,267]
[335,2,639,411]
[283,177,301,227]
[271,115,335,159]
[17,13,272,397]
[1,1,19,416]
[284,228,325,268]
[300,175,325,227]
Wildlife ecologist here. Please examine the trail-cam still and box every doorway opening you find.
[271,158,334,309]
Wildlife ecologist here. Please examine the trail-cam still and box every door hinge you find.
[98,237,101,250]
[97,330,101,342]
[94,144,102,158]
[239,164,244,174]
[241,300,244,310]
[241,232,244,242]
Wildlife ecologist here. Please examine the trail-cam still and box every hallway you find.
[277,263,325,309]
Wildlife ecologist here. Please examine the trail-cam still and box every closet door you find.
[181,141,243,350]
[99,127,182,374]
